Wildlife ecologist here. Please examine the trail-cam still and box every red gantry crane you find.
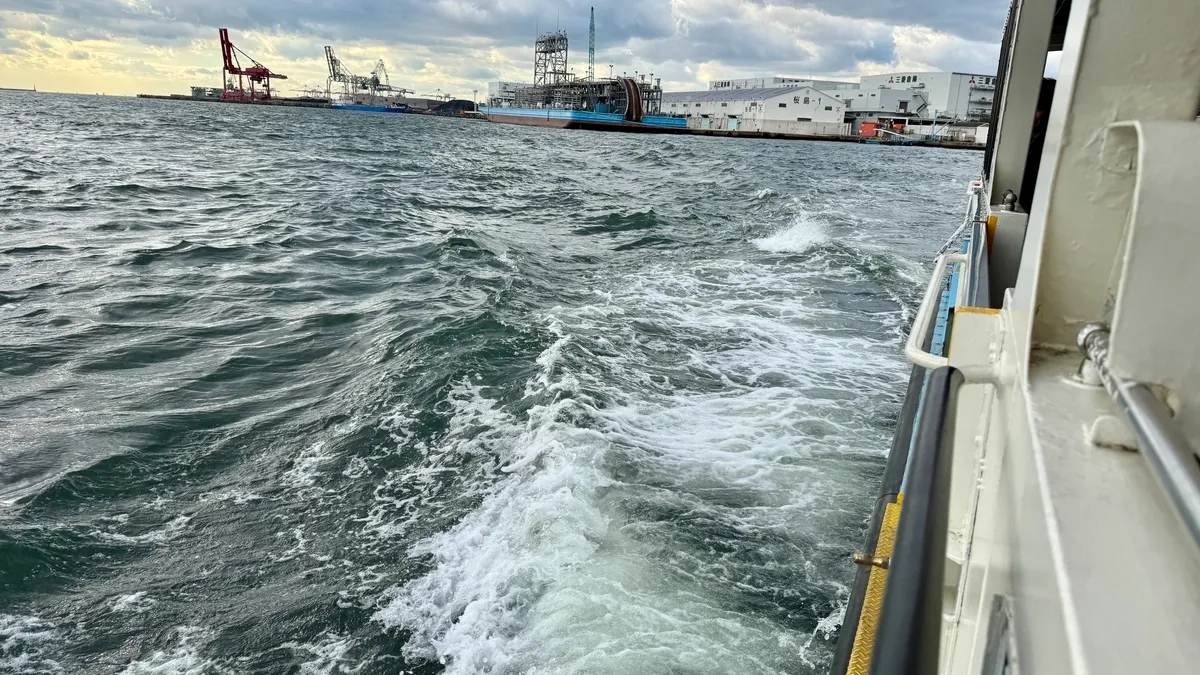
[219,28,287,101]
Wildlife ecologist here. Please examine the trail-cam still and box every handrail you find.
[1078,324,1200,548]
[905,252,967,371]
[934,185,982,259]
[869,366,965,675]
[967,218,991,308]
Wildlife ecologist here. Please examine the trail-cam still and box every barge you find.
[481,106,687,133]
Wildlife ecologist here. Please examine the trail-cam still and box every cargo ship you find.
[829,0,1200,673]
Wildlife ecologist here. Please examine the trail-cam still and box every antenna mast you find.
[588,7,596,81]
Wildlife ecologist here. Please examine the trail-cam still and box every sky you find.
[0,0,1010,97]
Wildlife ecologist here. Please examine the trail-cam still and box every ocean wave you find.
[0,91,979,673]
[374,252,904,673]
[0,613,62,675]
[118,626,221,675]
[751,215,830,254]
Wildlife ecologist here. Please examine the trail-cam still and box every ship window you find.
[721,102,727,107]
[695,103,701,107]
[824,106,833,111]
[779,103,787,108]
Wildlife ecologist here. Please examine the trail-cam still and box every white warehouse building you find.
[696,71,997,123]
[855,71,996,121]
[487,81,533,106]
[709,76,854,92]
[662,86,848,135]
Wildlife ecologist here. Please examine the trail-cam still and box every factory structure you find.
[482,8,686,132]
[657,71,995,141]
[662,87,849,136]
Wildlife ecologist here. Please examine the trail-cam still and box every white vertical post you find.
[987,0,1055,204]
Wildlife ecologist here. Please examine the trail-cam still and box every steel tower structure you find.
[533,31,569,87]
[588,7,595,81]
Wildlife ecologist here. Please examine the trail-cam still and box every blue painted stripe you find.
[900,231,969,493]
[481,106,687,128]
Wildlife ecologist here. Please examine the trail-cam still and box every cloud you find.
[0,0,1009,95]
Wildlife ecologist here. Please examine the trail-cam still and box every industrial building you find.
[858,71,995,121]
[709,77,855,92]
[701,71,995,122]
[683,70,996,139]
[487,81,533,106]
[662,87,848,135]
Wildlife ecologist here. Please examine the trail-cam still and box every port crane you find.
[218,28,287,101]
[324,47,411,103]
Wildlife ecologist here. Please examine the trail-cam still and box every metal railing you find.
[967,218,991,308]
[904,252,968,372]
[1078,324,1200,548]
[869,366,965,675]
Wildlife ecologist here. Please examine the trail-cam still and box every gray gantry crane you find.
[324,46,412,104]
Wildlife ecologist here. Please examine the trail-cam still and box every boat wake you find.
[374,248,907,674]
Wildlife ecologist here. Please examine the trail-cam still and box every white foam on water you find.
[99,514,193,545]
[198,489,262,505]
[275,633,361,675]
[373,252,908,673]
[796,599,846,669]
[110,591,158,613]
[360,380,514,545]
[119,626,222,675]
[751,215,830,254]
[284,442,336,489]
[0,613,62,674]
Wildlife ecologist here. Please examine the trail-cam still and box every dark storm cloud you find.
[638,13,898,72]
[0,0,675,48]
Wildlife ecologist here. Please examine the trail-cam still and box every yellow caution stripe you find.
[846,494,903,675]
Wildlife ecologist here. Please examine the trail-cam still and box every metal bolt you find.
[853,553,890,569]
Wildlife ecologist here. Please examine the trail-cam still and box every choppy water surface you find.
[0,92,978,674]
